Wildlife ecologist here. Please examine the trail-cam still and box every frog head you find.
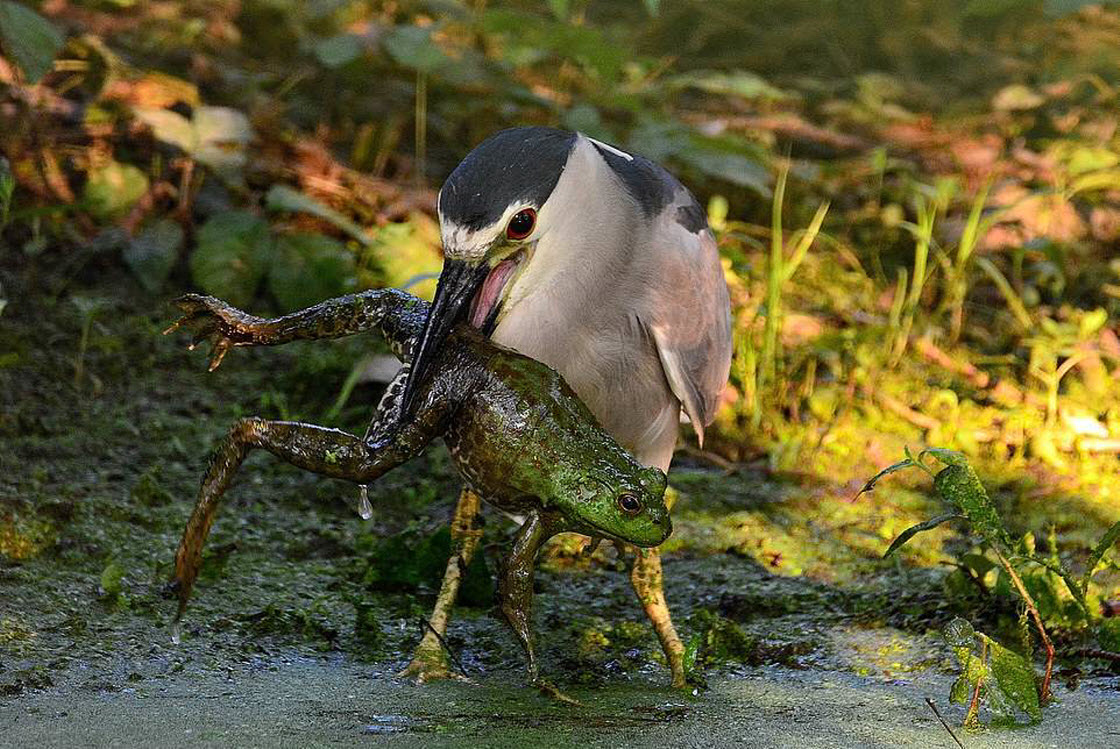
[547,457,671,548]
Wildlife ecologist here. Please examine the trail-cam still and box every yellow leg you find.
[630,546,686,688]
[399,488,482,682]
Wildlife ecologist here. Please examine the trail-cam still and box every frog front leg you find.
[498,512,577,703]
[171,417,435,624]
[164,289,428,370]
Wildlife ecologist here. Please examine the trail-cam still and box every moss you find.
[0,512,55,560]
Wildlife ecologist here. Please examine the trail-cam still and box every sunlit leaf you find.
[1066,146,1120,176]
[190,212,271,307]
[192,106,253,176]
[373,215,443,301]
[124,219,183,293]
[0,0,64,83]
[668,70,793,103]
[932,463,1013,550]
[987,636,1042,723]
[1071,170,1120,195]
[1083,520,1120,594]
[83,161,149,220]
[268,233,355,312]
[991,84,1045,111]
[134,108,196,153]
[853,457,916,499]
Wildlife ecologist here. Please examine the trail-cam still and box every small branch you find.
[925,698,966,749]
[417,616,468,677]
[967,642,984,726]
[915,337,990,388]
[867,386,941,431]
[993,548,1054,704]
[1064,648,1120,663]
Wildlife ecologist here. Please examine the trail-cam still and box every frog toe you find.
[533,678,581,706]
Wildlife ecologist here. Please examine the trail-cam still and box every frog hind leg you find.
[170,417,432,625]
[399,487,483,683]
[491,512,579,704]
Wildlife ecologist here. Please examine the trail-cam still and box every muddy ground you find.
[2,272,1119,747]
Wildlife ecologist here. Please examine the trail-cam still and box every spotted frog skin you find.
[165,288,671,693]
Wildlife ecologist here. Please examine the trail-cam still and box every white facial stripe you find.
[588,137,633,162]
[439,201,538,261]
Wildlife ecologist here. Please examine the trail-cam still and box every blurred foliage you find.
[2,0,1120,721]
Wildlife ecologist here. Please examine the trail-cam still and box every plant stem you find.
[415,71,428,185]
[993,547,1054,704]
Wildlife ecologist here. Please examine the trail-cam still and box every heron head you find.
[400,127,579,415]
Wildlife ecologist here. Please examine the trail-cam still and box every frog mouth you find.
[468,250,525,335]
[581,517,671,549]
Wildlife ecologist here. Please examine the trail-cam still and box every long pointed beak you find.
[400,258,489,417]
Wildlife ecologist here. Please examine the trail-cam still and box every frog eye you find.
[617,493,642,516]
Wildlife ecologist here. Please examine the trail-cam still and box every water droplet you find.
[358,485,373,520]
[170,620,182,645]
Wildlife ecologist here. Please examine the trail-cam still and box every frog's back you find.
[442,328,627,507]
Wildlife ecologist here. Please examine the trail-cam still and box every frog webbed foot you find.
[533,677,581,706]
[164,294,259,371]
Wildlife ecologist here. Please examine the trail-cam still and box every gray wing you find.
[644,190,733,446]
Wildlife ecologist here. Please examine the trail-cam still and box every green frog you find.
[165,288,671,697]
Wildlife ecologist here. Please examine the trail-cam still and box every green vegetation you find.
[2,0,1120,732]
[860,447,1120,724]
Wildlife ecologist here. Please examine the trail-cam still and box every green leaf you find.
[268,233,355,312]
[991,83,1045,111]
[668,70,793,103]
[932,463,1013,550]
[678,149,770,197]
[192,106,253,176]
[1070,169,1120,196]
[1066,146,1120,176]
[133,108,196,152]
[372,218,443,301]
[83,161,149,220]
[383,26,449,75]
[642,0,661,16]
[99,559,124,599]
[854,457,917,499]
[987,637,1042,722]
[943,617,977,649]
[314,34,363,68]
[949,674,972,705]
[883,513,964,558]
[1082,519,1120,594]
[123,219,183,293]
[1045,0,1103,17]
[265,185,370,245]
[190,211,271,307]
[0,1,64,83]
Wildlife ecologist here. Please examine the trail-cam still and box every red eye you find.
[506,208,536,240]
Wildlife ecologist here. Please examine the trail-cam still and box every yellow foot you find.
[398,645,470,684]
[535,679,581,706]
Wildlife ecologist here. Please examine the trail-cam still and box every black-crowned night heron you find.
[400,127,732,687]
